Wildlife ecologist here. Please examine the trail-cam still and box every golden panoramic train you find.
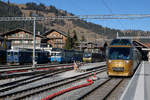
[107,39,142,76]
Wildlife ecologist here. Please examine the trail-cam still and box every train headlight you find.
[125,60,129,63]
[108,60,112,63]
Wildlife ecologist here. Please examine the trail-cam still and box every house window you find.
[53,34,56,37]
[25,34,27,38]
[15,40,20,43]
[29,40,32,44]
[60,40,62,43]
[24,41,28,43]
[60,44,62,48]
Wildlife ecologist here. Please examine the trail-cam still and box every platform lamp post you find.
[32,17,36,68]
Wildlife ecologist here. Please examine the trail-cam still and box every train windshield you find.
[56,53,62,56]
[51,53,56,56]
[83,53,91,58]
[108,47,131,60]
[8,52,13,56]
[51,53,62,56]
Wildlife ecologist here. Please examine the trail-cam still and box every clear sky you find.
[2,0,150,31]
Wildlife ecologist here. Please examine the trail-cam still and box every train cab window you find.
[109,47,131,60]
[51,53,56,56]
[56,53,62,56]
[83,53,91,58]
[7,52,11,56]
[7,52,13,56]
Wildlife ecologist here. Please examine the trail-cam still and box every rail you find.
[0,63,73,73]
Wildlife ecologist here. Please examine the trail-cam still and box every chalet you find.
[0,28,48,49]
[42,29,68,48]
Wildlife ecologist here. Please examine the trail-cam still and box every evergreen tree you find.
[73,30,78,42]
[81,35,86,42]
[71,30,78,48]
[64,31,72,50]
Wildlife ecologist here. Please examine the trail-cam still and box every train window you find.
[7,52,11,56]
[83,53,91,58]
[51,53,56,56]
[108,47,131,60]
[56,53,62,56]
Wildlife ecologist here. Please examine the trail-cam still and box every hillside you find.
[0,1,150,42]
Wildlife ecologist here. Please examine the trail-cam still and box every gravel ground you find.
[79,62,106,70]
[25,70,93,100]
[0,76,30,85]
[1,70,87,100]
[52,71,108,100]
[27,79,88,100]
[1,63,106,100]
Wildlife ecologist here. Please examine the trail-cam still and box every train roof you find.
[110,39,132,46]
[109,45,132,48]
[7,48,48,52]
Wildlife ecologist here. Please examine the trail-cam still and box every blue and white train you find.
[50,48,83,63]
[7,48,49,65]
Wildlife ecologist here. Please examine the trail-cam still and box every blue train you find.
[7,48,49,65]
[72,51,83,62]
[50,48,83,63]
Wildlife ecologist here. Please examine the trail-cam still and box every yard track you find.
[80,78,123,100]
[0,65,106,100]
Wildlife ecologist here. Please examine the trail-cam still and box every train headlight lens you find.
[108,60,112,63]
[125,60,129,63]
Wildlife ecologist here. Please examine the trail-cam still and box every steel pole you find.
[32,17,36,68]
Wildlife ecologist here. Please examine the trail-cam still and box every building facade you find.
[42,29,67,48]
[76,41,107,53]
[0,28,47,49]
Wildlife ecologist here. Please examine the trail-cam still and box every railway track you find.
[0,66,106,100]
[80,78,123,100]
[0,63,73,70]
[0,69,71,93]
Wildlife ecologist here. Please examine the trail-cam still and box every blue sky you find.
[2,0,150,31]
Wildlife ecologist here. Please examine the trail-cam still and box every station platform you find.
[120,61,150,100]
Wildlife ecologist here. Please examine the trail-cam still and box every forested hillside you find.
[0,1,150,42]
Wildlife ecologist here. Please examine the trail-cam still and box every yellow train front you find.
[107,45,141,77]
[83,52,104,63]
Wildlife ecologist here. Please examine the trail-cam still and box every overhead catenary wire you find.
[0,14,150,21]
[101,0,126,32]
